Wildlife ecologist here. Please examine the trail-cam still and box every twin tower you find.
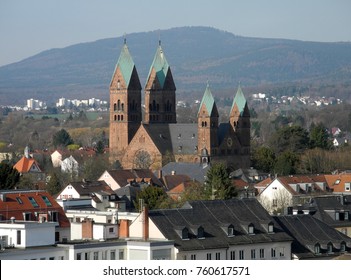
[109,40,250,170]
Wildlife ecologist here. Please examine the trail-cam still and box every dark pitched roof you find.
[67,180,112,197]
[162,174,192,191]
[149,199,292,251]
[143,123,198,155]
[106,169,163,188]
[160,162,210,183]
[304,195,351,228]
[274,215,351,259]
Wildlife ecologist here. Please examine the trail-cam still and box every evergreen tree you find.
[309,123,332,150]
[0,163,20,189]
[52,129,73,148]
[46,172,62,195]
[205,163,237,200]
[134,186,167,210]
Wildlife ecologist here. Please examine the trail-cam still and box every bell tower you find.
[144,41,176,124]
[229,85,250,154]
[197,83,219,158]
[109,39,142,162]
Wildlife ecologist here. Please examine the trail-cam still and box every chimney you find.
[0,194,6,202]
[158,169,163,179]
[119,219,130,238]
[142,206,149,241]
[82,219,94,239]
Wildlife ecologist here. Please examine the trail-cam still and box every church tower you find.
[144,41,176,124]
[197,83,219,161]
[229,85,251,155]
[109,40,142,161]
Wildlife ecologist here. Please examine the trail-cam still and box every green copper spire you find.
[111,40,135,87]
[147,43,170,88]
[231,84,247,116]
[198,82,216,116]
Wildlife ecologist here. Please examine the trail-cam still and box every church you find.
[109,40,250,171]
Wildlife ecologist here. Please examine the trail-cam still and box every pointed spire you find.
[231,83,247,116]
[198,82,216,116]
[146,41,170,88]
[110,39,136,87]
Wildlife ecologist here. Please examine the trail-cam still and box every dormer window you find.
[181,227,189,240]
[340,242,346,252]
[228,225,235,237]
[268,222,274,233]
[327,242,333,254]
[197,226,205,239]
[248,223,255,234]
[314,243,320,254]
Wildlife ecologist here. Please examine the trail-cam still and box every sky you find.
[0,0,351,66]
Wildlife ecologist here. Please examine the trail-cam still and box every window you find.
[17,230,21,245]
[248,224,255,234]
[340,242,346,252]
[119,250,124,260]
[239,250,244,260]
[41,196,52,207]
[197,226,205,239]
[268,223,274,233]
[206,253,212,260]
[251,249,256,260]
[314,244,320,254]
[279,248,285,257]
[191,254,196,260]
[228,225,235,237]
[181,228,189,240]
[272,199,278,207]
[76,253,82,260]
[230,250,236,260]
[345,183,351,191]
[109,227,114,233]
[215,252,220,260]
[271,248,276,258]
[110,250,116,260]
[93,252,99,260]
[327,243,333,254]
[28,196,39,208]
[259,249,265,259]
[16,197,23,204]
[23,212,31,221]
[51,211,59,222]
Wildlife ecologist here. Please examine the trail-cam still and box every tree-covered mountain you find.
[1,26,351,105]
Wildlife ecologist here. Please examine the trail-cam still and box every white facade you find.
[61,155,79,174]
[57,184,81,200]
[258,179,293,213]
[51,150,63,168]
[99,171,124,190]
[0,221,56,249]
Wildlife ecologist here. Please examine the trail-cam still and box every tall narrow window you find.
[17,230,21,245]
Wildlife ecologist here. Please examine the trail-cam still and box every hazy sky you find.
[1,0,350,66]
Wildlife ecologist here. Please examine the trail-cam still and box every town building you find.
[109,40,250,170]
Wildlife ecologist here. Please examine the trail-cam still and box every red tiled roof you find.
[325,174,351,193]
[0,190,70,228]
[13,156,42,173]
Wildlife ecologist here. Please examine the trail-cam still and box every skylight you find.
[28,197,39,208]
[41,196,52,207]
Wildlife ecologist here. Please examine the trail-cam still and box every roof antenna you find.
[123,33,127,45]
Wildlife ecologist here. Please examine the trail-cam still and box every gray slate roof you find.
[160,162,210,183]
[274,214,351,259]
[149,199,292,252]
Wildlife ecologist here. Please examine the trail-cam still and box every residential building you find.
[0,190,70,243]
[275,214,351,259]
[99,169,163,191]
[135,199,293,260]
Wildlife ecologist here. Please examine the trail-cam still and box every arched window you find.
[114,115,117,121]
[117,80,120,89]
[113,103,117,111]
[121,115,124,121]
[117,115,120,121]
[121,103,124,111]
[204,121,207,127]
[117,100,121,110]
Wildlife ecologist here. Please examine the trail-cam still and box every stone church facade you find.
[109,41,250,171]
